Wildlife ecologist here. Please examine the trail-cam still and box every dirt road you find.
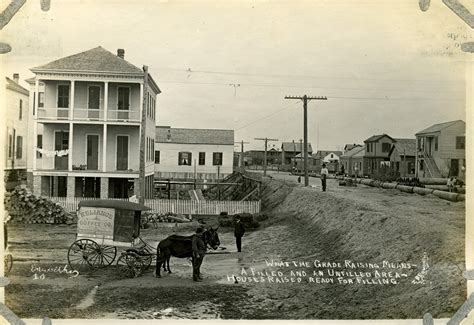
[5,175,466,319]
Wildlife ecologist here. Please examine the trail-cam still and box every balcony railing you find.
[73,108,104,121]
[107,110,141,122]
[37,108,141,123]
[38,108,69,120]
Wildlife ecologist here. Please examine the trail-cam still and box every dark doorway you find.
[87,135,99,170]
[54,131,69,170]
[116,136,128,171]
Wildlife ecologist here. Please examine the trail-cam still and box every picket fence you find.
[50,196,261,215]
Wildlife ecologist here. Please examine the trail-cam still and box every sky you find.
[1,0,471,151]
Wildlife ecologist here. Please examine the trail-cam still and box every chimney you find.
[13,73,19,83]
[117,49,125,59]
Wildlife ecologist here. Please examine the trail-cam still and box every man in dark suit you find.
[192,227,206,281]
[234,215,245,252]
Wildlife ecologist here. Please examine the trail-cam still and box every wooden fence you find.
[50,197,261,215]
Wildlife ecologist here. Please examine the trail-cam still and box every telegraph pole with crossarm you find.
[284,95,327,186]
[235,140,250,169]
[254,137,278,176]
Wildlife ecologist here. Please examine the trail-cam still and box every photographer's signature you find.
[31,264,79,280]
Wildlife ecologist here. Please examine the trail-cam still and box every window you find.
[16,136,23,159]
[118,87,130,110]
[456,136,465,149]
[8,135,12,158]
[57,85,70,108]
[38,92,44,108]
[213,152,223,166]
[19,99,23,120]
[330,154,333,158]
[155,150,160,164]
[199,152,206,165]
[37,135,43,158]
[382,142,391,153]
[178,152,192,166]
[434,137,438,151]
[366,143,370,152]
[419,160,424,171]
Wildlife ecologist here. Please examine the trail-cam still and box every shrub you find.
[371,166,400,182]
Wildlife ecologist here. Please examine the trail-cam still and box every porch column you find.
[33,79,39,171]
[69,80,75,121]
[102,124,107,172]
[68,123,73,171]
[67,176,75,198]
[103,81,108,121]
[139,83,143,120]
[100,177,109,198]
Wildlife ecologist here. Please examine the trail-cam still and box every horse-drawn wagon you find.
[67,199,155,278]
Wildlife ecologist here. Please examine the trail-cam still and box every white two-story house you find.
[154,126,234,181]
[4,74,29,186]
[26,46,160,199]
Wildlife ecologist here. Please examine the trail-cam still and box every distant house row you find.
[340,120,466,179]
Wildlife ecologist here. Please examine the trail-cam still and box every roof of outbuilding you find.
[415,120,465,135]
[156,126,234,145]
[6,77,29,95]
[364,134,395,143]
[341,146,365,158]
[31,46,143,75]
[281,142,313,152]
[393,138,416,156]
[313,150,343,159]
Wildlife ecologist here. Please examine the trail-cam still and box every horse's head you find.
[203,226,220,250]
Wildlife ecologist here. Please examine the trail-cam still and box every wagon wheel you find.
[4,254,12,275]
[141,254,153,271]
[67,239,102,273]
[99,246,117,267]
[117,253,144,278]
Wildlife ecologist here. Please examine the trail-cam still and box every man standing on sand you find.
[321,163,329,192]
[234,215,245,252]
[192,227,206,282]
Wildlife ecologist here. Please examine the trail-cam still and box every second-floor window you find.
[37,135,43,158]
[118,87,130,110]
[19,99,23,120]
[8,135,12,158]
[366,143,370,152]
[213,152,223,166]
[16,136,23,159]
[155,150,160,164]
[456,136,465,149]
[434,137,438,151]
[178,152,192,166]
[199,152,206,165]
[38,92,44,108]
[382,142,391,153]
[57,85,70,108]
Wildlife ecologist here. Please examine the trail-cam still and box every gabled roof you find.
[344,144,362,151]
[364,134,395,143]
[281,142,313,153]
[156,126,234,145]
[415,120,465,135]
[341,145,365,158]
[31,46,143,75]
[6,77,29,95]
[292,153,316,159]
[313,150,343,159]
[392,138,416,156]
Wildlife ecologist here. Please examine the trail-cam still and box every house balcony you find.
[37,107,141,123]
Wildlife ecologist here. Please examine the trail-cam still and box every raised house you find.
[27,47,160,198]
[415,120,466,179]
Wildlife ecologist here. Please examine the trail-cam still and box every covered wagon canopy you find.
[78,200,151,211]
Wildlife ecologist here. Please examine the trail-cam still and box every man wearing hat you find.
[234,215,245,252]
[192,227,206,281]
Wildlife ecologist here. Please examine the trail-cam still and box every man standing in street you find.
[234,215,245,252]
[192,227,206,281]
[321,163,329,192]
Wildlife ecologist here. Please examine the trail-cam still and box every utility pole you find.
[235,140,249,170]
[285,95,327,186]
[299,139,303,173]
[139,66,149,204]
[254,137,278,176]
